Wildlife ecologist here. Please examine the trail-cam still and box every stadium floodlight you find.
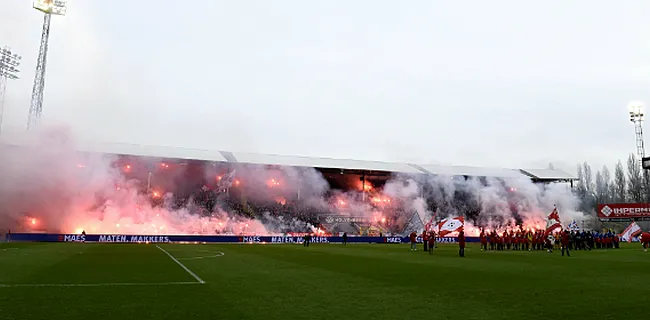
[628,100,645,122]
[33,0,68,16]
[628,100,646,164]
[28,0,68,130]
[0,46,22,136]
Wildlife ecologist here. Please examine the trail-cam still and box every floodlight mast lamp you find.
[628,100,646,161]
[0,46,22,136]
[28,0,68,130]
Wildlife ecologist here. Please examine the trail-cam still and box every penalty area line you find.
[177,251,225,260]
[156,245,206,284]
[0,282,201,288]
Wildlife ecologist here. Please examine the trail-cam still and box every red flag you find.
[438,217,464,237]
[545,207,561,235]
[619,222,642,243]
[424,212,437,231]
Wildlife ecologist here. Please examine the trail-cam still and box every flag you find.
[567,220,580,231]
[402,211,425,234]
[217,169,236,190]
[545,206,562,235]
[424,212,437,231]
[619,222,642,243]
[438,217,464,237]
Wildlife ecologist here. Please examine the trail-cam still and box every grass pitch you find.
[0,242,648,320]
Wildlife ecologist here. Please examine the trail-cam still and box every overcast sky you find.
[1,0,650,174]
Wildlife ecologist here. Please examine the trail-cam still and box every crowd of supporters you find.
[169,185,417,234]
[559,230,621,250]
[479,229,621,251]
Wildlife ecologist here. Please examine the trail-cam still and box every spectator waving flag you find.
[545,206,562,235]
[438,217,464,237]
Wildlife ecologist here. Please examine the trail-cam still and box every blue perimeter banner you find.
[6,233,481,244]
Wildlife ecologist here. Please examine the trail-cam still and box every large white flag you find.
[619,222,642,243]
[438,217,464,237]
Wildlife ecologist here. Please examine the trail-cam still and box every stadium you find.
[3,134,650,320]
[4,2,650,319]
[5,0,650,320]
[7,130,650,320]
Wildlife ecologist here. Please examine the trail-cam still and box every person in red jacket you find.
[489,231,496,251]
[561,230,571,257]
[428,231,436,255]
[640,232,650,252]
[480,230,487,251]
[458,229,466,257]
[422,230,429,252]
[409,231,417,251]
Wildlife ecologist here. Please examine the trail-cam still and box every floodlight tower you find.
[28,0,68,130]
[0,46,22,136]
[628,100,646,162]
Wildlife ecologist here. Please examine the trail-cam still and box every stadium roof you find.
[520,168,577,180]
[0,135,576,180]
[417,164,528,179]
[229,152,424,174]
[84,142,230,162]
[0,135,229,162]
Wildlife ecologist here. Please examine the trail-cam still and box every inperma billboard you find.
[597,203,650,220]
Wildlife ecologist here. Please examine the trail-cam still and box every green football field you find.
[0,242,647,320]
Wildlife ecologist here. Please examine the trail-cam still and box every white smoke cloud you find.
[417,174,582,233]
[0,127,272,235]
[0,126,584,236]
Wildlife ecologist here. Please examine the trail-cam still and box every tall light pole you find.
[0,47,21,136]
[628,101,645,163]
[28,0,68,130]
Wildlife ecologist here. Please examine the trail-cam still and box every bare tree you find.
[581,162,596,211]
[643,170,650,202]
[575,164,591,212]
[627,154,644,202]
[583,162,595,196]
[573,162,597,212]
[595,171,608,205]
[613,160,626,203]
[601,165,611,203]
[575,163,587,202]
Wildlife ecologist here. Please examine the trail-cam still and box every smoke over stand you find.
[0,127,581,236]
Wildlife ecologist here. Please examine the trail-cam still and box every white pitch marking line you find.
[177,251,225,260]
[0,282,201,288]
[156,245,205,284]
